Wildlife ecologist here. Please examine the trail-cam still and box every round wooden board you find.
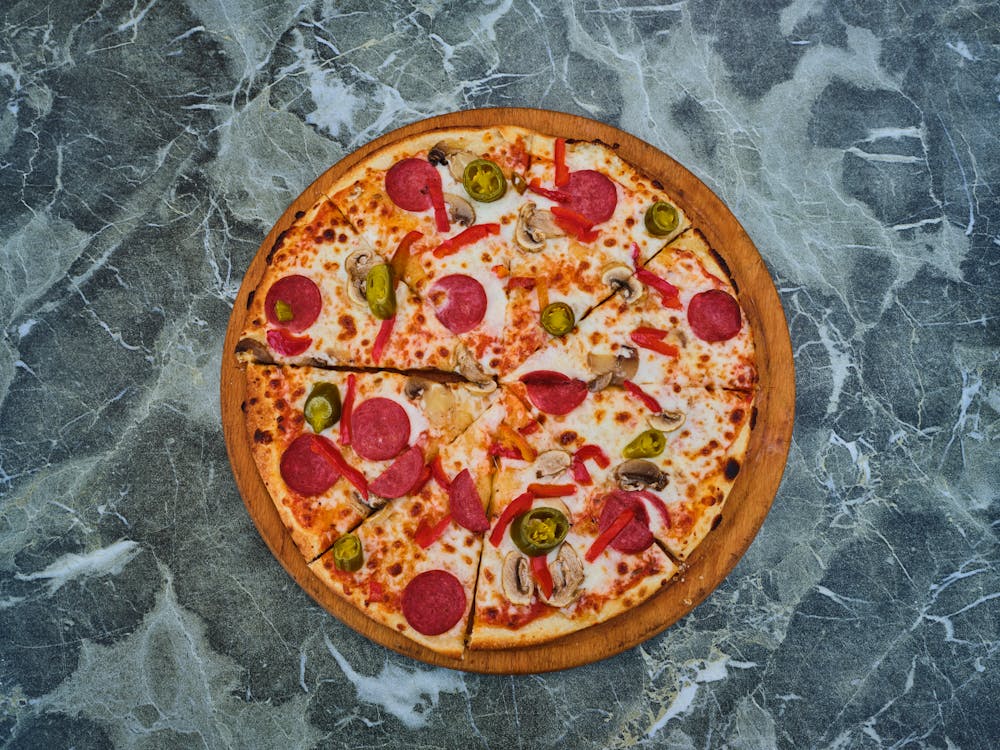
[221,108,795,673]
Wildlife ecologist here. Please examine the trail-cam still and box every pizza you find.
[235,125,759,659]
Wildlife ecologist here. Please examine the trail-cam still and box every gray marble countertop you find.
[2,1,997,748]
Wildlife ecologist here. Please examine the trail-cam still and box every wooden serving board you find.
[220,108,795,673]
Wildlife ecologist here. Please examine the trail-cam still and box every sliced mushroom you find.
[539,544,584,608]
[514,201,564,253]
[454,344,497,393]
[602,263,645,303]
[443,192,476,227]
[422,383,458,427]
[534,450,572,479]
[586,347,640,392]
[355,489,387,511]
[404,376,431,400]
[427,140,478,182]
[235,337,275,364]
[344,248,382,307]
[613,459,669,491]
[648,410,685,433]
[501,551,535,605]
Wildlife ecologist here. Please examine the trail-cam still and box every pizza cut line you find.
[236,126,759,658]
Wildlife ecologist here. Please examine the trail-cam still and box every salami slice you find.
[385,158,441,212]
[429,274,488,334]
[266,328,312,356]
[350,397,411,461]
[448,469,489,532]
[369,446,424,499]
[561,170,618,224]
[280,434,340,496]
[687,289,743,342]
[518,371,588,415]
[402,570,467,635]
[264,275,322,331]
[598,490,654,554]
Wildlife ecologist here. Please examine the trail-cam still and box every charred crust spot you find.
[730,408,745,424]
[266,228,291,265]
[558,430,578,445]
[652,179,664,190]
[323,228,336,241]
[709,248,737,292]
[387,563,402,576]
[750,407,758,429]
[724,459,740,480]
[711,514,723,530]
[246,290,255,309]
[253,429,272,444]
[240,400,247,413]
[295,210,305,219]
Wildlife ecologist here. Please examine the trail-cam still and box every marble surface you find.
[1,0,997,747]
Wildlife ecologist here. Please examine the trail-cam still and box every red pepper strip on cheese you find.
[367,580,384,603]
[430,455,451,490]
[311,436,369,500]
[570,458,592,486]
[414,513,453,549]
[550,205,599,243]
[526,483,576,498]
[488,443,524,461]
[339,373,356,446]
[630,327,680,358]
[498,423,537,462]
[489,491,535,547]
[527,179,571,203]
[506,275,536,291]
[531,554,554,599]
[631,241,641,268]
[623,380,662,413]
[371,315,395,365]
[554,137,569,187]
[518,420,541,436]
[576,444,611,469]
[428,177,450,232]
[585,508,636,562]
[636,268,683,309]
[390,230,423,281]
[432,223,500,258]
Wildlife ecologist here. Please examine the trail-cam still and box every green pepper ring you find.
[622,428,667,459]
[644,201,679,237]
[365,263,397,320]
[304,382,342,434]
[332,533,363,572]
[463,159,507,203]
[510,507,570,557]
[540,301,576,337]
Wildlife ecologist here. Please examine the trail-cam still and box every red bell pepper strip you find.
[532,555,554,599]
[518,420,541,436]
[432,223,500,258]
[585,508,635,562]
[630,241,641,267]
[427,175,450,233]
[506,275,537,291]
[636,268,682,309]
[488,443,524,461]
[371,315,395,365]
[367,580,384,603]
[414,513,453,549]
[497,423,537,462]
[390,230,423,280]
[489,491,535,547]
[554,138,569,187]
[339,373,356,446]
[430,455,451,490]
[623,380,662,413]
[570,458,592,486]
[550,205,600,243]
[575,444,610,469]
[527,179,570,203]
[525,483,577,498]
[630,327,680,358]
[311,436,369,500]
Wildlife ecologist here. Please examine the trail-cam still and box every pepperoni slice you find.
[279,434,340,496]
[561,170,618,224]
[448,469,489,532]
[598,490,654,553]
[401,570,467,635]
[264,275,322,331]
[518,371,588,415]
[266,328,312,356]
[350,397,411,461]
[687,289,743,342]
[385,158,441,212]
[429,275,488,334]
[370,446,424,499]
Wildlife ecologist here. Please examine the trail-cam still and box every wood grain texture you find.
[220,108,795,674]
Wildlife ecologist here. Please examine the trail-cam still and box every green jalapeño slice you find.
[644,201,679,237]
[510,507,570,556]
[332,533,363,572]
[304,382,342,433]
[273,299,294,322]
[463,159,507,202]
[540,301,575,337]
[365,263,396,319]
[622,428,666,459]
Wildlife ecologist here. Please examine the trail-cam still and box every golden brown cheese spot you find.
[615,411,631,423]
[442,543,456,554]
[730,408,745,424]
[323,228,336,241]
[388,563,402,576]
[617,562,628,575]
[409,502,423,517]
[625,216,636,228]
[558,430,578,445]
[483,569,495,583]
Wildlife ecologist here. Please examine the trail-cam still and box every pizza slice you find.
[307,394,522,658]
[243,364,498,561]
[236,194,476,372]
[507,227,757,392]
[504,378,754,561]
